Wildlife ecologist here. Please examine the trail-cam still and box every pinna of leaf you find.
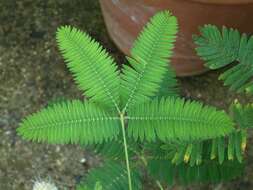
[193,25,253,94]
[18,11,235,190]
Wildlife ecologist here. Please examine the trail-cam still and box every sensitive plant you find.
[194,24,253,94]
[17,11,253,190]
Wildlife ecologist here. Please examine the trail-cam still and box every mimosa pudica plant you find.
[18,11,253,190]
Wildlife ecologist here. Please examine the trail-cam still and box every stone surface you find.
[0,0,252,189]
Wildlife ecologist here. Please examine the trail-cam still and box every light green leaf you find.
[127,97,234,141]
[57,26,120,111]
[121,11,178,112]
[18,100,120,144]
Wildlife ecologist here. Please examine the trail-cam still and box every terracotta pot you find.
[99,0,253,76]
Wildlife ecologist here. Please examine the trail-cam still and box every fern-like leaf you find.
[120,11,178,112]
[57,26,120,111]
[158,101,253,166]
[194,25,253,94]
[148,158,244,185]
[231,101,253,129]
[194,25,240,69]
[91,138,140,161]
[18,100,120,144]
[154,69,179,98]
[77,161,142,190]
[160,130,246,166]
[146,142,244,185]
[127,97,234,141]
[158,100,253,166]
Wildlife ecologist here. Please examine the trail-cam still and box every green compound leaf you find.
[194,25,253,94]
[127,97,234,142]
[90,138,140,161]
[121,11,178,112]
[148,158,244,185]
[159,130,246,167]
[77,161,142,190]
[146,141,245,185]
[231,101,253,129]
[57,26,120,111]
[18,100,120,145]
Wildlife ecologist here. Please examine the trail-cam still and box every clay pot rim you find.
[190,0,253,5]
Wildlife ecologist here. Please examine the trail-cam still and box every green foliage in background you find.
[194,25,253,94]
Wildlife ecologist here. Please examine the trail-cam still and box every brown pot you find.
[99,0,253,76]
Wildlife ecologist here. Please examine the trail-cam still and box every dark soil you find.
[0,0,252,189]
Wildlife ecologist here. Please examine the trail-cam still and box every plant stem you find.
[156,180,164,190]
[120,113,132,190]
